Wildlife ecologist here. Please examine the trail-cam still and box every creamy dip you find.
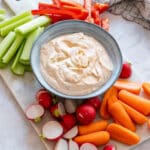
[40,33,113,95]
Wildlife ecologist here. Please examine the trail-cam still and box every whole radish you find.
[42,121,63,140]
[103,144,116,150]
[62,114,77,131]
[25,104,44,123]
[119,62,132,78]
[36,89,52,108]
[84,96,101,109]
[50,102,66,119]
[76,104,96,125]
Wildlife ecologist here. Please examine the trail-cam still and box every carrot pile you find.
[31,0,110,30]
[97,80,150,145]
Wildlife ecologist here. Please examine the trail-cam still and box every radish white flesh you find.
[69,140,79,150]
[54,139,68,150]
[42,121,63,140]
[58,102,66,116]
[63,126,78,139]
[26,104,44,120]
[64,99,77,114]
[80,143,98,150]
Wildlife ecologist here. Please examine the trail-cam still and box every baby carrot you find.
[119,101,147,124]
[114,79,141,94]
[74,131,110,146]
[142,82,150,96]
[107,123,140,145]
[118,90,150,115]
[108,101,136,131]
[107,95,118,108]
[99,86,118,119]
[78,120,108,135]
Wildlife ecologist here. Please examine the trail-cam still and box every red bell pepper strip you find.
[38,3,59,9]
[62,5,82,14]
[79,9,89,20]
[31,9,78,19]
[60,0,83,8]
[92,9,101,26]
[94,3,109,14]
[101,18,109,31]
[52,0,61,7]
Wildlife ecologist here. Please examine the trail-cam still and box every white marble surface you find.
[1,1,150,150]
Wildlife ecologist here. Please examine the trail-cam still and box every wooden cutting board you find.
[1,0,150,149]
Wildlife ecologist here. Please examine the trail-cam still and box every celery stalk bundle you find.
[0,11,51,75]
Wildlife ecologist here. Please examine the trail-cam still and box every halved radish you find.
[64,99,77,114]
[63,126,78,139]
[25,104,44,122]
[50,102,66,119]
[54,139,68,150]
[36,89,52,109]
[103,144,116,150]
[80,143,98,150]
[69,140,79,150]
[42,121,63,140]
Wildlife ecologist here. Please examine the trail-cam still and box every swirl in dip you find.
[40,32,113,96]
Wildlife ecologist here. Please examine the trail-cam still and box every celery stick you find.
[0,15,5,22]
[0,31,16,58]
[2,34,24,64]
[0,11,32,29]
[19,27,44,65]
[11,41,25,75]
[11,62,25,75]
[0,15,33,36]
[15,16,51,35]
[0,9,5,14]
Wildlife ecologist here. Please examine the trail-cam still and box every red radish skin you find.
[103,144,116,150]
[50,102,66,119]
[36,89,52,108]
[61,121,69,133]
[64,99,77,114]
[76,104,96,125]
[25,104,44,122]
[84,97,101,109]
[54,139,68,150]
[42,121,63,140]
[69,140,79,150]
[80,143,98,150]
[119,62,132,79]
[62,114,77,130]
[63,126,78,139]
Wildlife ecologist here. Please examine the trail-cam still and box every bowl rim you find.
[30,20,123,99]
